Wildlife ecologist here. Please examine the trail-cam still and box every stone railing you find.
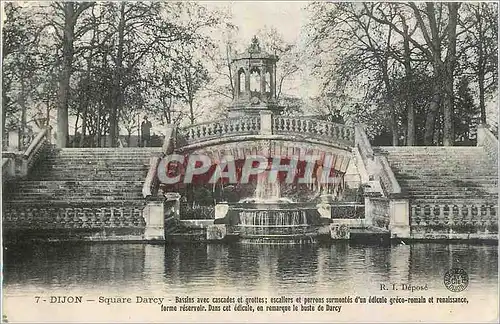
[273,116,355,145]
[2,128,50,180]
[23,128,50,172]
[3,205,145,230]
[142,156,161,199]
[411,203,498,233]
[477,124,498,163]
[181,116,261,146]
[376,155,402,197]
[354,125,374,165]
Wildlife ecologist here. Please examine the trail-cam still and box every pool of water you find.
[2,242,498,322]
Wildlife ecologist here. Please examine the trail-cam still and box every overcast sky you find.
[223,1,309,44]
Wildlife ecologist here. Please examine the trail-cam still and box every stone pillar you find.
[260,110,273,135]
[364,196,374,227]
[8,130,19,151]
[389,199,410,238]
[19,156,28,177]
[143,200,165,241]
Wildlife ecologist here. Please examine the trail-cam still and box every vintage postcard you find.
[1,1,498,323]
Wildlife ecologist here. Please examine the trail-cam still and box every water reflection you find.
[3,242,498,297]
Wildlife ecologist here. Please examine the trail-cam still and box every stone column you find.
[8,130,19,151]
[364,196,374,227]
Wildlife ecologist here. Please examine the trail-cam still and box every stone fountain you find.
[213,170,331,244]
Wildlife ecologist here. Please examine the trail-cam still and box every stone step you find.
[388,159,495,165]
[397,180,497,186]
[27,174,148,181]
[398,182,498,188]
[7,180,144,185]
[28,165,149,172]
[389,163,496,170]
[404,193,497,200]
[402,189,497,195]
[3,196,145,203]
[41,159,152,165]
[378,146,486,151]
[392,170,497,176]
[3,200,146,208]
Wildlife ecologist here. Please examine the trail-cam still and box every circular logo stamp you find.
[444,268,469,292]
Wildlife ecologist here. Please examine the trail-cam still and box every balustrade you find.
[142,156,161,199]
[178,115,356,148]
[477,124,498,163]
[273,116,354,144]
[377,156,401,197]
[354,125,374,164]
[3,205,145,229]
[181,116,261,145]
[23,128,50,172]
[411,203,498,231]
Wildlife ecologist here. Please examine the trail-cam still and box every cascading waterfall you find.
[253,170,281,202]
[234,170,319,240]
[237,209,311,236]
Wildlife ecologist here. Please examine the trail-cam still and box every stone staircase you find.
[2,147,163,240]
[377,147,497,203]
[376,146,498,236]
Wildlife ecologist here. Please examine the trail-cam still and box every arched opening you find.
[250,67,260,92]
[265,71,271,93]
[238,69,245,94]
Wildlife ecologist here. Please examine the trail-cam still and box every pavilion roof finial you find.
[248,35,261,54]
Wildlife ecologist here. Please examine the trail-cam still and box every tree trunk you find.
[189,100,195,125]
[402,19,415,146]
[126,130,131,147]
[477,12,487,124]
[479,75,486,124]
[73,112,80,147]
[57,3,75,148]
[110,3,126,147]
[424,92,441,145]
[19,77,27,149]
[442,3,459,146]
[391,104,398,146]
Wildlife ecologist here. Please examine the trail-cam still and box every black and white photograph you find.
[1,1,498,322]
